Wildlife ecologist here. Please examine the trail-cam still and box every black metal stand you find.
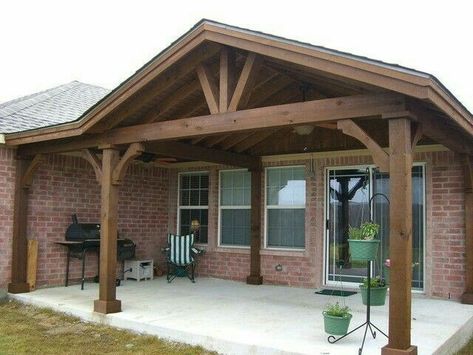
[327,260,388,355]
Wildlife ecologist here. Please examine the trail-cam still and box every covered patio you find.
[10,277,473,355]
[3,20,473,355]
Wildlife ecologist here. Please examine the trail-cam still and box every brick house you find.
[0,20,472,354]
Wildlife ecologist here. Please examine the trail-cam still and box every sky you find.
[1,0,472,112]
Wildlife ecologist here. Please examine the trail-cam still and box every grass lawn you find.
[0,300,215,355]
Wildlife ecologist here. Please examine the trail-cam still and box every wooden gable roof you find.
[5,20,473,158]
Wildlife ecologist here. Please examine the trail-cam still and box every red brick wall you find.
[0,150,170,289]
[423,151,466,299]
[0,147,16,289]
[0,147,467,300]
[169,150,467,299]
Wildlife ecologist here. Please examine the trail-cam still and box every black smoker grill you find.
[55,215,136,290]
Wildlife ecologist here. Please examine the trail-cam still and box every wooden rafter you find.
[197,64,219,114]
[409,105,473,155]
[142,81,201,124]
[81,149,102,184]
[228,53,262,112]
[219,47,235,112]
[205,135,230,148]
[91,42,222,132]
[146,141,260,170]
[18,93,406,156]
[233,129,280,153]
[220,132,255,150]
[112,143,145,185]
[337,119,389,172]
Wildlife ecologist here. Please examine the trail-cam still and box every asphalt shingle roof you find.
[0,81,110,134]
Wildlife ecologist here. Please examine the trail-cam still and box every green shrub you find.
[324,302,351,318]
[348,222,380,240]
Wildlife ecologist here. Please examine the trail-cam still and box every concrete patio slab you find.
[9,277,473,355]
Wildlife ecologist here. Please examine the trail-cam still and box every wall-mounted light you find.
[275,264,283,272]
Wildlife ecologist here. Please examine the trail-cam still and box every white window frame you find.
[218,169,251,248]
[177,171,209,245]
[264,165,306,251]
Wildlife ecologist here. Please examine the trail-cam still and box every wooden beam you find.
[112,143,145,185]
[219,47,235,112]
[337,119,389,172]
[228,53,262,112]
[20,154,44,188]
[382,118,417,355]
[81,149,102,184]
[94,147,121,314]
[146,141,260,170]
[197,64,219,114]
[8,158,32,293]
[247,166,263,285]
[462,155,473,304]
[18,94,406,156]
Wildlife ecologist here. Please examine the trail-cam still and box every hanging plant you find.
[359,276,388,306]
[348,222,381,261]
[322,302,352,335]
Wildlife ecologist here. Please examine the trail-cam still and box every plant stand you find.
[327,260,388,355]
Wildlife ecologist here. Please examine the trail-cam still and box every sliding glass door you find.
[325,165,425,290]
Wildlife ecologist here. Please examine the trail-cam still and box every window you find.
[266,166,306,248]
[219,170,251,246]
[178,172,209,243]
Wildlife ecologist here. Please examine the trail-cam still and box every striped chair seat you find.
[168,233,195,266]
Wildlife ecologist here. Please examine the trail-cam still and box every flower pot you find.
[348,239,380,261]
[359,285,388,306]
[322,312,352,335]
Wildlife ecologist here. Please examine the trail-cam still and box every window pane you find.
[178,172,209,243]
[266,167,306,206]
[180,208,208,244]
[220,170,251,207]
[221,209,250,246]
[373,166,425,289]
[267,208,305,248]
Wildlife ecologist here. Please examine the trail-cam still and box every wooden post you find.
[94,147,121,314]
[247,167,263,285]
[8,158,31,293]
[382,118,417,355]
[462,155,473,304]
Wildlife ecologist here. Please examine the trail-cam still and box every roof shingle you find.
[0,81,110,134]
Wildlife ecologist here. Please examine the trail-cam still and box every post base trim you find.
[8,282,30,293]
[381,345,418,355]
[461,292,473,304]
[246,275,263,285]
[94,299,122,314]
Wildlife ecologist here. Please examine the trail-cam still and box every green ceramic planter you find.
[359,285,388,306]
[348,239,380,261]
[322,312,352,335]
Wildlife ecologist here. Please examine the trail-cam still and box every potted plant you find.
[359,276,388,306]
[322,302,352,335]
[348,222,380,261]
